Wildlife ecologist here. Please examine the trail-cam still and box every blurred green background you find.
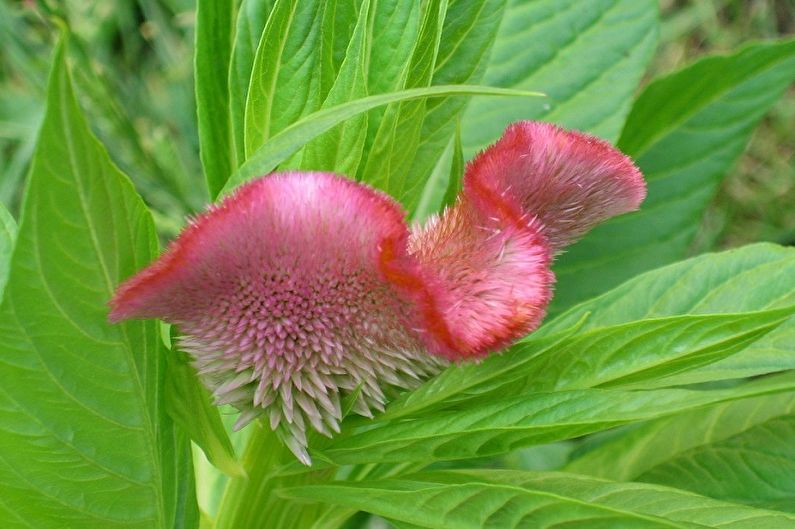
[1,0,793,246]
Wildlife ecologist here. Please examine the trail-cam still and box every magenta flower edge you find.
[109,121,646,464]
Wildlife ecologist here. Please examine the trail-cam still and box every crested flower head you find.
[110,121,645,463]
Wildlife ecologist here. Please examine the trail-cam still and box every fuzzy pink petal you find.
[465,121,646,251]
[110,172,444,463]
[408,197,553,360]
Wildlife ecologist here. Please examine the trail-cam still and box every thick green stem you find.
[213,424,343,529]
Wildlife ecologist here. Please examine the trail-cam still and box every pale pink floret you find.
[109,121,646,463]
[464,121,646,252]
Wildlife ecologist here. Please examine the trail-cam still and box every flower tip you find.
[466,120,647,251]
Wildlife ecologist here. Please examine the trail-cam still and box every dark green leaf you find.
[545,243,795,386]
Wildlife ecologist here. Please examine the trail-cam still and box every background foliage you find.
[0,1,794,528]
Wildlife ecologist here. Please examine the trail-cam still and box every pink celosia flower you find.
[110,121,645,463]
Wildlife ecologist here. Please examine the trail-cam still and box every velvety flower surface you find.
[110,121,645,463]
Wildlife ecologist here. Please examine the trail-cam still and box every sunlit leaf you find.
[0,38,196,528]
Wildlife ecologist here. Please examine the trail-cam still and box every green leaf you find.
[222,84,542,195]
[408,0,507,218]
[0,202,16,299]
[243,0,325,157]
[229,0,276,163]
[358,0,447,207]
[377,244,795,424]
[461,0,658,153]
[552,39,795,313]
[283,469,795,528]
[567,391,795,511]
[544,243,795,386]
[314,373,795,466]
[165,345,243,478]
[292,0,370,175]
[0,39,196,528]
[412,118,464,222]
[195,0,236,197]
[367,0,422,97]
[381,307,793,424]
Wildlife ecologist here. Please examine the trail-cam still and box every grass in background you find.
[655,0,794,248]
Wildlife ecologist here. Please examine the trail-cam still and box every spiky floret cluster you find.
[109,121,645,463]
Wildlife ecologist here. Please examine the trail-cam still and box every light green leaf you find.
[292,0,370,175]
[284,469,795,528]
[0,202,16,299]
[0,39,196,528]
[552,39,795,313]
[229,0,276,163]
[165,344,243,478]
[379,244,795,423]
[222,84,542,194]
[243,0,324,157]
[367,0,422,97]
[409,0,507,218]
[314,373,795,466]
[411,118,464,222]
[461,0,658,152]
[195,0,236,197]
[358,0,447,207]
[567,391,795,511]
[545,243,795,387]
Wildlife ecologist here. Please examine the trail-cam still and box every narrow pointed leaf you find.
[229,0,276,162]
[221,84,542,194]
[292,0,370,174]
[0,202,16,299]
[283,469,795,529]
[195,0,236,196]
[315,374,795,466]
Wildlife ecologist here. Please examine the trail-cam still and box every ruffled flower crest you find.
[110,121,645,463]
